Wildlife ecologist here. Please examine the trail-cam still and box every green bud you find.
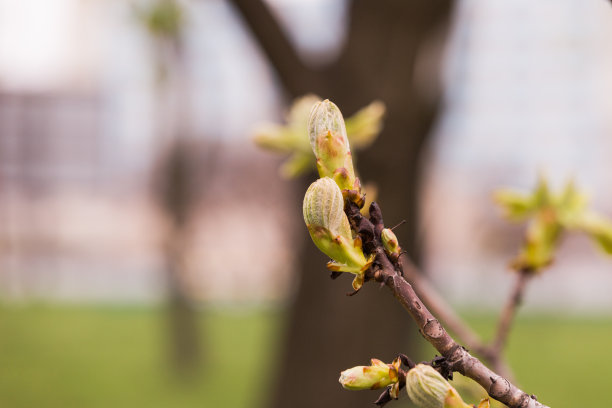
[381,228,401,258]
[303,177,373,288]
[511,212,561,273]
[406,364,469,408]
[141,0,184,38]
[303,177,352,240]
[308,100,361,198]
[339,359,398,391]
[308,100,350,162]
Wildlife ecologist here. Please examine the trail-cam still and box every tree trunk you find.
[231,1,454,406]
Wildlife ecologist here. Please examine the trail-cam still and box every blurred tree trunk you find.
[156,141,202,377]
[232,1,453,407]
[151,26,202,376]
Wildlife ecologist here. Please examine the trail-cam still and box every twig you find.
[400,258,515,379]
[492,271,531,358]
[399,256,492,359]
[347,202,550,408]
[229,0,322,97]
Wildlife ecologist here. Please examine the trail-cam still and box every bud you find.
[405,364,469,408]
[339,359,398,391]
[381,228,401,259]
[303,177,351,239]
[142,0,184,39]
[303,178,373,289]
[308,99,350,163]
[511,213,560,273]
[308,100,362,202]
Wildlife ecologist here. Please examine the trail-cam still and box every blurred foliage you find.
[253,94,385,178]
[0,305,610,408]
[494,178,612,272]
[137,0,184,39]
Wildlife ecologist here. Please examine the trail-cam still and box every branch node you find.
[422,318,444,340]
[488,376,511,399]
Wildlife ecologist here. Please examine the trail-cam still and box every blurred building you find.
[0,0,291,303]
[0,0,611,311]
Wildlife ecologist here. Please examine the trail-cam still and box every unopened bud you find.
[308,100,349,158]
[303,178,373,288]
[303,177,351,239]
[405,364,469,408]
[308,100,360,198]
[381,228,401,258]
[511,214,560,273]
[339,359,398,391]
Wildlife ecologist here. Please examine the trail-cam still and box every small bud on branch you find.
[381,228,401,260]
[308,99,363,206]
[339,358,399,391]
[405,364,470,408]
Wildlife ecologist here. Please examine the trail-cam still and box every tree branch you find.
[399,255,491,358]
[492,271,531,357]
[347,202,549,408]
[229,0,322,97]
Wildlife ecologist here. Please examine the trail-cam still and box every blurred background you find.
[1,0,612,407]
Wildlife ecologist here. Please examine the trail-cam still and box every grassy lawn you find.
[0,304,610,407]
[466,313,612,407]
[0,304,280,408]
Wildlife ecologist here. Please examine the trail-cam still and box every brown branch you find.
[347,202,549,408]
[229,0,322,97]
[401,256,519,379]
[492,271,531,358]
[399,256,491,358]
[401,254,516,381]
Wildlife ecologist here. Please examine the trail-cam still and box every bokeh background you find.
[1,1,612,407]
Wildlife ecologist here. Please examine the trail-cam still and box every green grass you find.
[464,313,612,407]
[0,304,610,407]
[0,304,280,408]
